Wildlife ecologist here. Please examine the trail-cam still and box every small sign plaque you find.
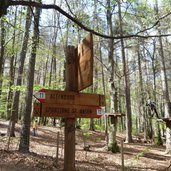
[33,102,102,118]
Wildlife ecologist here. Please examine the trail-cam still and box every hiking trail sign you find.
[32,33,106,119]
[33,89,46,103]
[33,102,104,118]
[33,89,105,106]
[32,33,105,171]
[33,89,105,118]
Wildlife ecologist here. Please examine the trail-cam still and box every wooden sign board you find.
[34,89,106,106]
[77,33,93,91]
[32,102,103,118]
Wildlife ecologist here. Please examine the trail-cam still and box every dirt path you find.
[0,120,171,171]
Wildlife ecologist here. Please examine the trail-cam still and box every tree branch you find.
[9,0,171,39]
[135,11,171,35]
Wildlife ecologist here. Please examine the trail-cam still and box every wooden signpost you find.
[34,89,105,107]
[33,102,103,118]
[64,46,77,171]
[32,33,105,171]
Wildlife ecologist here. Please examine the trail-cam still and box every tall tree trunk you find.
[6,7,18,120]
[143,51,150,141]
[89,0,99,131]
[49,57,53,88]
[99,41,107,135]
[43,53,49,86]
[7,6,32,137]
[118,0,133,143]
[106,0,119,152]
[137,46,148,140]
[0,17,5,96]
[52,0,60,125]
[19,3,41,153]
[155,0,171,153]
[159,35,171,153]
[151,40,162,145]
[137,49,144,134]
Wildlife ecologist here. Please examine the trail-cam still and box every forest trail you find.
[0,120,171,171]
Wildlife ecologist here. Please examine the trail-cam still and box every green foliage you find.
[81,119,90,129]
[33,84,47,91]
[134,147,149,160]
[94,124,104,131]
[134,151,144,160]
[80,118,104,131]
[33,84,64,92]
[0,100,6,118]
[83,132,92,139]
[154,136,163,146]
[131,114,138,135]
[11,85,26,92]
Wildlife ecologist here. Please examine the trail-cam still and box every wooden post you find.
[56,132,60,164]
[61,129,64,158]
[6,134,11,151]
[64,46,78,171]
[121,139,124,171]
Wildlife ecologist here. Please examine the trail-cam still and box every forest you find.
[0,0,171,171]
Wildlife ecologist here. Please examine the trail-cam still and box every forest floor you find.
[0,119,171,171]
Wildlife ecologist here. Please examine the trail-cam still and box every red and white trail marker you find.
[33,89,46,103]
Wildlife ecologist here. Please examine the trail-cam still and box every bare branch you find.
[9,0,171,39]
[64,0,77,18]
[135,12,171,35]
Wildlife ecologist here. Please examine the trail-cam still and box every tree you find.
[118,0,133,143]
[7,5,32,137]
[106,0,119,152]
[19,1,41,153]
[155,0,171,154]
[148,39,162,145]
[0,17,5,96]
[6,6,18,120]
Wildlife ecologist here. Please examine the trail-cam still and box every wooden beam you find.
[64,46,77,171]
[105,112,125,117]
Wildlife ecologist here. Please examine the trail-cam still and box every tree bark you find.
[155,0,171,153]
[7,5,32,137]
[118,0,133,143]
[106,0,119,152]
[0,17,5,96]
[19,2,41,153]
[6,7,18,120]
[151,40,162,145]
[159,35,171,153]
